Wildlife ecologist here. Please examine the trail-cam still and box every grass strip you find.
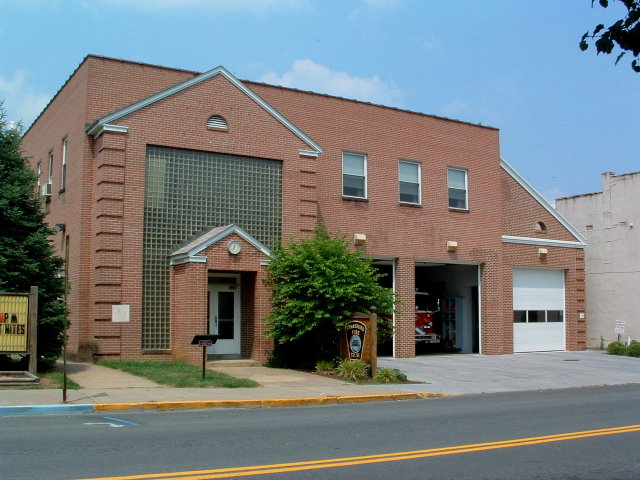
[98,360,259,388]
[44,370,82,389]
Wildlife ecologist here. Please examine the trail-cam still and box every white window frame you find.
[447,167,468,210]
[36,161,42,189]
[47,151,54,186]
[399,160,421,205]
[513,310,564,323]
[342,152,367,199]
[60,137,67,192]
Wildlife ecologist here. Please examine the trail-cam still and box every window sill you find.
[342,196,368,203]
[400,202,421,208]
[448,207,469,213]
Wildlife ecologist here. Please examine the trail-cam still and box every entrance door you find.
[208,282,241,355]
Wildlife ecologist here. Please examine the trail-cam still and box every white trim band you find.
[93,124,129,138]
[502,235,585,249]
[299,149,319,158]
[170,255,208,266]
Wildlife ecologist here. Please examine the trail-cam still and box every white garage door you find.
[513,268,565,352]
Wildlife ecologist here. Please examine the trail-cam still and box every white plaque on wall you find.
[112,304,130,323]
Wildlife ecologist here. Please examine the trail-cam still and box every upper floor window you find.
[60,137,67,192]
[448,167,468,209]
[47,151,54,185]
[342,152,366,199]
[36,161,42,189]
[399,160,420,205]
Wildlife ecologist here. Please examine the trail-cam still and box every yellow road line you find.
[70,424,640,480]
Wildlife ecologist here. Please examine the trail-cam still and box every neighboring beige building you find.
[557,171,640,348]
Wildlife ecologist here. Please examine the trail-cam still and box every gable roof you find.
[84,65,323,157]
[169,224,271,265]
[500,158,587,247]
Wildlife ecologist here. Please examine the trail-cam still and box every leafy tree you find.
[580,0,640,72]
[265,224,394,368]
[0,104,67,371]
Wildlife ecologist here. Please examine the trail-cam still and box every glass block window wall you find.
[143,146,282,349]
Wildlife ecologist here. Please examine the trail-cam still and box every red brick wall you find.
[250,83,514,356]
[394,257,416,358]
[250,82,504,253]
[501,169,577,241]
[23,57,310,361]
[85,56,196,124]
[23,60,92,357]
[94,72,312,360]
[170,262,208,364]
[21,56,586,362]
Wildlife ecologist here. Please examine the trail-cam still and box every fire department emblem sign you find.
[346,320,367,360]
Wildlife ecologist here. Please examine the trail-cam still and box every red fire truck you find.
[415,292,441,344]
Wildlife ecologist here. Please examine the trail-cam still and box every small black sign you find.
[191,334,219,345]
[346,321,367,360]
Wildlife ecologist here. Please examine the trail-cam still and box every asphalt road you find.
[3,384,640,480]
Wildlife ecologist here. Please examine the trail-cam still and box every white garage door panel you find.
[514,323,565,352]
[513,268,565,352]
[513,268,564,310]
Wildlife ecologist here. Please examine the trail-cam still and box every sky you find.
[1,0,638,203]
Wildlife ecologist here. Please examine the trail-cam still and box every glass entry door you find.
[208,281,241,355]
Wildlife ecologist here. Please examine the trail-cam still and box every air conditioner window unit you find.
[41,183,52,197]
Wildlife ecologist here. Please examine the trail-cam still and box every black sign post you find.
[191,335,219,379]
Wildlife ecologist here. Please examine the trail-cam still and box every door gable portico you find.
[169,224,272,266]
[169,224,273,364]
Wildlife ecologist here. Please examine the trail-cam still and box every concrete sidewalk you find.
[0,360,419,414]
[1,350,638,415]
[378,350,640,394]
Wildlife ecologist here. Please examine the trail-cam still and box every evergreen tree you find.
[265,224,394,368]
[0,104,66,371]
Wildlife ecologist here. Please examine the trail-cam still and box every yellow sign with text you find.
[0,294,29,352]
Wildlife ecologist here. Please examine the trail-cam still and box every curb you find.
[0,392,451,416]
[94,392,450,412]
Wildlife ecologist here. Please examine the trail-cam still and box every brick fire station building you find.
[22,55,587,365]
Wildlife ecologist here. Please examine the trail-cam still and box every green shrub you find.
[264,347,289,369]
[315,360,335,373]
[372,368,408,383]
[607,341,628,356]
[335,359,369,381]
[264,223,395,367]
[627,341,640,358]
[372,368,398,383]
